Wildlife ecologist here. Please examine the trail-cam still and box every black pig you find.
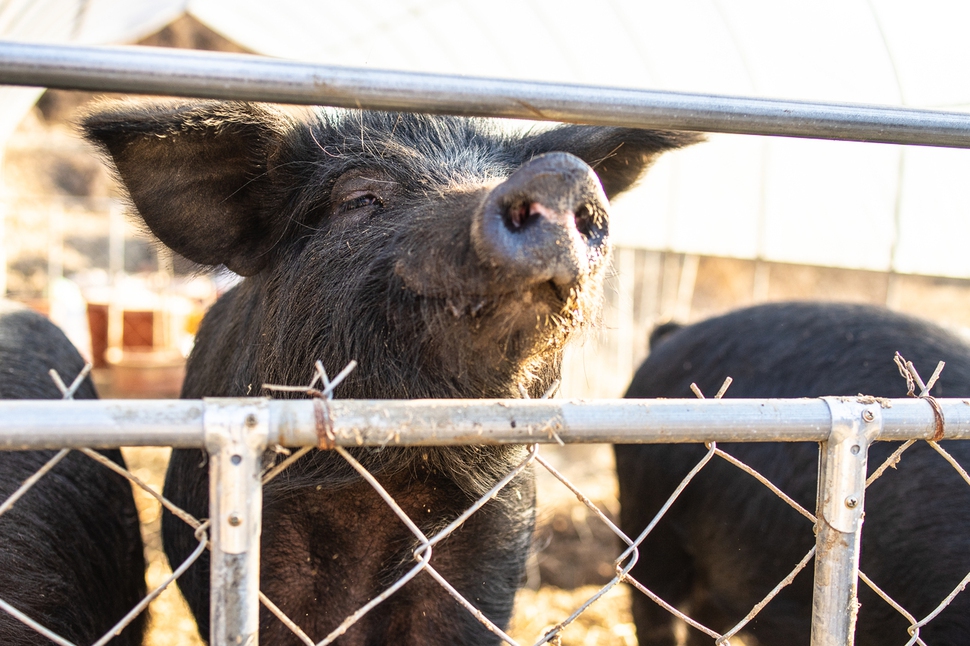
[82,101,698,644]
[616,302,970,645]
[0,301,145,645]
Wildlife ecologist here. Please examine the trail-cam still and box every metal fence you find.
[2,41,970,646]
[3,359,970,645]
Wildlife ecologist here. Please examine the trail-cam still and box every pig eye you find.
[337,192,383,214]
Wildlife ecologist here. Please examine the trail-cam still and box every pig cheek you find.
[393,237,494,299]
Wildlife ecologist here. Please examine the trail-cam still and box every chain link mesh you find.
[846,357,970,645]
[0,364,208,646]
[1,357,968,645]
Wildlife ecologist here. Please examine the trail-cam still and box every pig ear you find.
[525,126,703,200]
[81,101,298,276]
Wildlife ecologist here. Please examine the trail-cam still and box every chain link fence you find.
[2,40,970,646]
[1,354,969,645]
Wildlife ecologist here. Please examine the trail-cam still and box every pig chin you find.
[406,272,604,396]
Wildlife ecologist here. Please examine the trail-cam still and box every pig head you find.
[83,102,699,644]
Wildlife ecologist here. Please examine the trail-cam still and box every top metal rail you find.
[0,396,965,449]
[1,41,970,148]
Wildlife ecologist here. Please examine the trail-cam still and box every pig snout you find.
[473,152,610,288]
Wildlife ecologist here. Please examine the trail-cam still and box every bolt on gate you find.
[2,41,970,646]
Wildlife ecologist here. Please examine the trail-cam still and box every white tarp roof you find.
[3,0,970,277]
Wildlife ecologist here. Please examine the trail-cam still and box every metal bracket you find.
[205,398,269,554]
[819,398,880,533]
[204,398,268,646]
[811,397,881,646]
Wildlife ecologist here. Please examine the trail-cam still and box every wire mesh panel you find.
[0,364,208,646]
[1,359,969,645]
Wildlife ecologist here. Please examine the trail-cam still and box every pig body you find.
[0,301,145,645]
[83,103,697,644]
[616,302,970,645]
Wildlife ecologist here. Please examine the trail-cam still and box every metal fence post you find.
[205,398,269,646]
[812,398,879,646]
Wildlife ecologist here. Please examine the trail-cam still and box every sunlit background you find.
[2,2,970,644]
[4,0,970,399]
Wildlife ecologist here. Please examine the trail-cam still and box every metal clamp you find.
[205,398,269,554]
[811,397,881,646]
[204,398,268,646]
[819,398,879,533]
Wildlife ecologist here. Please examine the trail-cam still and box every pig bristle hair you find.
[80,99,700,642]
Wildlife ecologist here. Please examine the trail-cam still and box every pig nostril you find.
[575,204,594,238]
[505,201,535,232]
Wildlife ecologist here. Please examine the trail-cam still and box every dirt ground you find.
[121,447,205,646]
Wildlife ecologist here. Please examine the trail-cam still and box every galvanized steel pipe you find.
[205,399,267,646]
[1,41,970,148]
[0,397,968,449]
[811,398,875,646]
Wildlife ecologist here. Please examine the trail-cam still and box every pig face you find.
[83,101,699,644]
[83,102,699,400]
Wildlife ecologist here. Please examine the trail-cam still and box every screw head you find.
[845,496,860,509]
[245,413,258,427]
[862,409,876,422]
[228,512,243,527]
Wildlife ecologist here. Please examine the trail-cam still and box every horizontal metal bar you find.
[0,397,967,449]
[1,41,970,148]
[0,399,205,448]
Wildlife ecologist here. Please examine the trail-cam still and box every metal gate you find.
[1,41,970,646]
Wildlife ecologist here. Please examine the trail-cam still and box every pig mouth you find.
[392,258,594,336]
[439,280,575,321]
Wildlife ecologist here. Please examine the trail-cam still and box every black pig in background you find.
[617,302,970,645]
[83,101,699,644]
[0,301,145,645]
